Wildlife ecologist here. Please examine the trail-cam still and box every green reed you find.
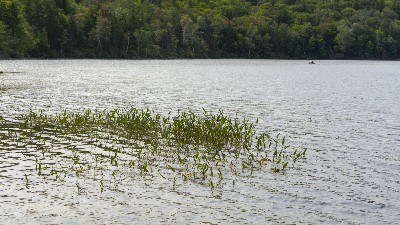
[1,107,307,191]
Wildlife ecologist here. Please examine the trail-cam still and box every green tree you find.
[2,0,400,59]
[0,21,12,57]
[335,22,356,58]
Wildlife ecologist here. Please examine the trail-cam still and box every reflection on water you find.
[1,60,399,224]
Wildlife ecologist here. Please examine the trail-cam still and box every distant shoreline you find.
[1,58,398,61]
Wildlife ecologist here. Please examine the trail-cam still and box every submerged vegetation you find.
[0,107,306,192]
[1,0,400,59]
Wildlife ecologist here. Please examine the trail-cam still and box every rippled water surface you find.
[1,60,399,224]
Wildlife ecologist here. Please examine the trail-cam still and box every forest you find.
[1,0,400,59]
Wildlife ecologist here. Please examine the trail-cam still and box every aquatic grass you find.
[0,107,307,191]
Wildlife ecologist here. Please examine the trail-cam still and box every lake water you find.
[0,60,399,224]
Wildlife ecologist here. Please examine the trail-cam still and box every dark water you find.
[1,60,399,224]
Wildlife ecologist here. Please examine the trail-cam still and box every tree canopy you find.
[1,0,400,59]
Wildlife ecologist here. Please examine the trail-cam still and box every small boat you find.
[309,61,315,64]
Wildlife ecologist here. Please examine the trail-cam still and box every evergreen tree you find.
[0,0,400,59]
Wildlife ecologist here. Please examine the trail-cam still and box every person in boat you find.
[309,61,315,64]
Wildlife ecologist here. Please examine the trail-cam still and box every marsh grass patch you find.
[0,107,307,192]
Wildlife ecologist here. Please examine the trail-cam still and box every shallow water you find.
[1,59,399,224]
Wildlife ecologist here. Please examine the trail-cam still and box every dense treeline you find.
[1,0,400,59]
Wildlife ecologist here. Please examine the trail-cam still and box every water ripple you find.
[0,60,399,224]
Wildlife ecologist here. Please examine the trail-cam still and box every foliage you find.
[1,0,400,59]
[0,108,307,191]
